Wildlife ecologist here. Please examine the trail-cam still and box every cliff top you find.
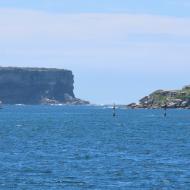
[0,66,70,72]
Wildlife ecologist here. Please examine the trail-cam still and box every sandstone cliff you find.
[0,67,89,105]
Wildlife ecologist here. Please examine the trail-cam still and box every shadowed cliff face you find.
[0,67,77,104]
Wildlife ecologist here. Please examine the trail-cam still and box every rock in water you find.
[0,67,89,105]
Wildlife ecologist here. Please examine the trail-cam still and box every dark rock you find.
[182,85,190,90]
[127,103,137,109]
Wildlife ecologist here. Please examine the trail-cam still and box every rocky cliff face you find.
[127,85,190,109]
[0,67,89,105]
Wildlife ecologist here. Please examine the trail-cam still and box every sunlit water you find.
[0,105,190,189]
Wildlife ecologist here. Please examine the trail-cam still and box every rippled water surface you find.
[0,105,190,189]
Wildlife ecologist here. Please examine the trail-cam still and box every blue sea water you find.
[0,105,190,190]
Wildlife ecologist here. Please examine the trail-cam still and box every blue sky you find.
[0,0,190,17]
[0,1,190,104]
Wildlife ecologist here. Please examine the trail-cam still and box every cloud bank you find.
[1,9,190,39]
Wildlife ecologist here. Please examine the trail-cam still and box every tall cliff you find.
[0,67,88,105]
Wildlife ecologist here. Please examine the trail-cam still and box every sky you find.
[0,1,190,104]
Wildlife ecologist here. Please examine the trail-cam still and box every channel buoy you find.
[164,103,167,117]
[113,103,116,117]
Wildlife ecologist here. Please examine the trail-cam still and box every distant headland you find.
[128,85,190,109]
[0,67,89,105]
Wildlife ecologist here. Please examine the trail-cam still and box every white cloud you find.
[1,9,190,40]
[0,8,190,73]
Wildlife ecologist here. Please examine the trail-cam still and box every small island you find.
[128,85,190,109]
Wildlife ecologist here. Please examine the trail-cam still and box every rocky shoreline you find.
[127,85,190,109]
[41,97,90,105]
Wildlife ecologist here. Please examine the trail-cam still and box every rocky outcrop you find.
[127,85,190,109]
[0,67,89,105]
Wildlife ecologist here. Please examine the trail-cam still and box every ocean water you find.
[0,105,190,190]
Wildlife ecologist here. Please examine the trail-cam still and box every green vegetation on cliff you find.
[128,85,190,109]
